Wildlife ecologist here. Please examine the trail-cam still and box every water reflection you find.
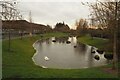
[54,37,68,44]
[32,37,108,69]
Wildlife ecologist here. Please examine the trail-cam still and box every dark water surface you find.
[32,37,108,69]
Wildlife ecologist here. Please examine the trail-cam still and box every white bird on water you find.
[42,66,47,68]
[44,56,50,61]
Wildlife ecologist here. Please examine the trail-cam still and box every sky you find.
[16,0,92,29]
[2,0,116,29]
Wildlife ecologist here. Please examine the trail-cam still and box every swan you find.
[42,66,47,68]
[44,56,50,61]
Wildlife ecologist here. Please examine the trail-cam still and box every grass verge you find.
[77,35,109,50]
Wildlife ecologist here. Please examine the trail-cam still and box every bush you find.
[104,53,113,60]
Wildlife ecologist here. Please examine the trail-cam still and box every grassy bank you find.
[2,32,117,78]
[77,35,109,50]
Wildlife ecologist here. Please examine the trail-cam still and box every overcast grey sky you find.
[17,1,91,29]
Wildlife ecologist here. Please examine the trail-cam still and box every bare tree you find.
[0,0,23,51]
[29,11,33,36]
[75,18,88,35]
[84,0,120,69]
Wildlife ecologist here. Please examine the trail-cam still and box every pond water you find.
[32,37,108,69]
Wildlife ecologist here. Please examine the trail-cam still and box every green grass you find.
[77,35,109,49]
[2,32,118,78]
